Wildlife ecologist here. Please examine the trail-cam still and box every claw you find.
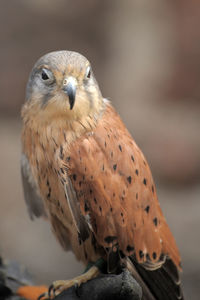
[37,292,49,300]
[48,284,55,298]
[74,282,81,297]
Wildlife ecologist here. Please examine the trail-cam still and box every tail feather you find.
[127,256,184,300]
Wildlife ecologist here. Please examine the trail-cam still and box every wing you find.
[60,103,181,268]
[64,175,90,242]
[21,153,47,220]
[57,103,183,298]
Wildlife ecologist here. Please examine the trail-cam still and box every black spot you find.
[153,217,158,226]
[131,155,134,162]
[72,174,77,181]
[111,151,113,158]
[90,189,92,194]
[79,181,82,187]
[113,192,116,197]
[59,145,64,160]
[99,206,102,212]
[113,164,117,171]
[152,185,155,193]
[104,236,117,244]
[118,145,122,152]
[63,131,67,142]
[144,205,150,213]
[107,134,110,139]
[134,223,136,228]
[146,253,150,260]
[110,207,113,212]
[60,168,64,174]
[152,252,157,260]
[104,185,106,189]
[46,179,49,186]
[91,175,93,180]
[84,202,89,212]
[143,160,146,166]
[143,178,147,185]
[84,251,88,260]
[126,245,134,252]
[94,197,97,204]
[127,176,132,184]
[104,141,107,147]
[47,187,51,199]
[136,193,138,199]
[102,164,104,171]
[135,169,139,176]
[66,156,71,162]
[139,250,144,259]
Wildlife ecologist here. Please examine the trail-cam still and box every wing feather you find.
[60,105,181,268]
[21,153,46,219]
[64,176,90,242]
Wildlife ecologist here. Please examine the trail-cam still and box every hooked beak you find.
[63,77,77,110]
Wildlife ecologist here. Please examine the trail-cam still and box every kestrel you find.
[21,51,184,300]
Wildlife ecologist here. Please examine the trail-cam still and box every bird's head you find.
[25,51,104,122]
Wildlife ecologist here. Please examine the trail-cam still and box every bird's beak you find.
[63,77,77,110]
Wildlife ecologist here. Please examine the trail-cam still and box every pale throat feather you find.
[21,95,106,160]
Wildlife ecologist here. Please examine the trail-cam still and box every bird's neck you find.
[21,98,107,150]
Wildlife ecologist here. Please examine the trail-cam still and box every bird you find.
[21,50,184,300]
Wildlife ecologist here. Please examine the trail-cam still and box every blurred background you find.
[0,0,200,299]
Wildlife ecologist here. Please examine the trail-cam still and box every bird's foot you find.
[38,264,100,300]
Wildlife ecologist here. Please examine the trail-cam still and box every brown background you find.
[0,1,200,299]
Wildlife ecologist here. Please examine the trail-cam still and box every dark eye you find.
[86,66,91,79]
[41,69,49,80]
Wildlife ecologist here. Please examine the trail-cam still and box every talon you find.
[48,284,54,298]
[38,292,49,300]
[74,282,81,297]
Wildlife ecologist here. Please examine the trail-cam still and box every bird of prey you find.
[21,50,184,299]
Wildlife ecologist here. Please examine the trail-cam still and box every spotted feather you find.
[61,103,181,268]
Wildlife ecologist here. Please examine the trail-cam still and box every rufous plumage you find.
[21,51,184,299]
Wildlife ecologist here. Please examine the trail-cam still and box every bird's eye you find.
[86,66,91,79]
[41,69,49,80]
[40,68,54,85]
